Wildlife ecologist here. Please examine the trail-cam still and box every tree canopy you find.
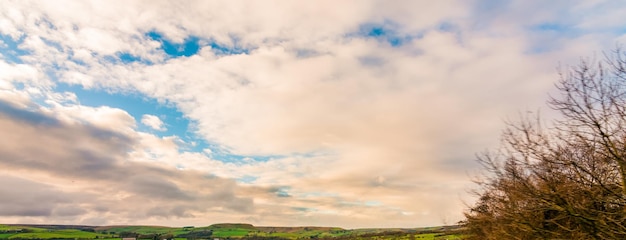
[464,49,626,239]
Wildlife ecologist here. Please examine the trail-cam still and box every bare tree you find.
[463,49,626,239]
[550,51,626,195]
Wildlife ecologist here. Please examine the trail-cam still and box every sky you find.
[1,0,626,228]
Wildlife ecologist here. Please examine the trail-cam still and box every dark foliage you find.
[240,237,289,240]
[175,229,213,239]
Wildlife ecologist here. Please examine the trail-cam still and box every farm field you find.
[0,224,464,239]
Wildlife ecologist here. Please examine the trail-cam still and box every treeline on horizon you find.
[0,224,463,240]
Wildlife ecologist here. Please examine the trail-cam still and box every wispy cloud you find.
[141,114,166,131]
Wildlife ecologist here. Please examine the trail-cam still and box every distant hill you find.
[1,223,465,239]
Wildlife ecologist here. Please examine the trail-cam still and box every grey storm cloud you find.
[0,176,73,217]
[52,205,88,217]
[0,100,255,218]
[146,206,195,218]
[129,175,195,201]
[0,101,132,179]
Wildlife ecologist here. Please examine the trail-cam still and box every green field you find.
[8,230,101,239]
[0,224,464,239]
[0,226,111,240]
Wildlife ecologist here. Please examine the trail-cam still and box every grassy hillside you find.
[0,224,464,239]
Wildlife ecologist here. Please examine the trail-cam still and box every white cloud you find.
[0,61,44,85]
[1,0,626,228]
[42,104,137,134]
[141,114,166,131]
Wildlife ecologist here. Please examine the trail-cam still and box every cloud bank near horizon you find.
[1,0,626,228]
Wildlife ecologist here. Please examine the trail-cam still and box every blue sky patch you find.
[147,31,249,58]
[0,34,30,64]
[355,22,419,47]
[56,82,199,142]
[147,31,200,58]
[366,26,386,37]
[118,52,143,63]
[41,37,64,53]
[98,52,148,65]
[438,22,458,32]
[54,83,282,165]
[531,23,569,32]
[206,149,282,165]
[208,40,249,56]
[525,22,579,54]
